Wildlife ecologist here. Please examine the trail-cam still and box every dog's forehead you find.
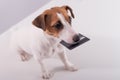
[44,7,69,26]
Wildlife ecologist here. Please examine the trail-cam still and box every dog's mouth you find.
[60,33,90,50]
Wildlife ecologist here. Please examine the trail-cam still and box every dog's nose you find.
[73,34,80,42]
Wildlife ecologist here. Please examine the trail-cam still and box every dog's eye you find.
[54,21,63,30]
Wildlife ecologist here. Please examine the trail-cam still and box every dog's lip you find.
[61,39,80,45]
[60,40,80,49]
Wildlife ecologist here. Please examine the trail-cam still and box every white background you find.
[0,0,120,80]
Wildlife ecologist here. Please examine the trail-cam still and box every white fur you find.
[10,13,78,79]
[57,13,77,44]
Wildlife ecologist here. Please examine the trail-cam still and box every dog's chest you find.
[41,43,58,57]
[39,38,59,57]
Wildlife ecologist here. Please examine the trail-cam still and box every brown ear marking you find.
[62,5,75,18]
[32,14,47,31]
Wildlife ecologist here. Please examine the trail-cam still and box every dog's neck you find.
[44,32,60,46]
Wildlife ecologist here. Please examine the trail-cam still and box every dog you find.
[10,5,80,79]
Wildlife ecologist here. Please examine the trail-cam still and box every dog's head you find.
[32,5,79,44]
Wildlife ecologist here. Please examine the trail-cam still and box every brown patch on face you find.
[32,5,74,37]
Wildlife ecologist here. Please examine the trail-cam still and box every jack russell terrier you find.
[10,5,80,79]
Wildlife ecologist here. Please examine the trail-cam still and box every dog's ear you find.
[32,14,47,31]
[62,5,75,18]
